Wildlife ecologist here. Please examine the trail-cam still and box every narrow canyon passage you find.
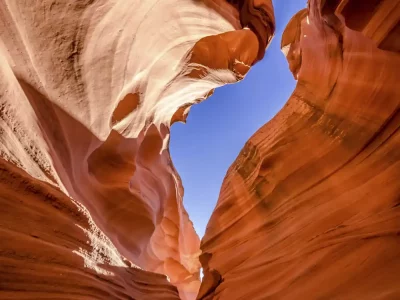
[0,0,399,299]
[170,0,304,238]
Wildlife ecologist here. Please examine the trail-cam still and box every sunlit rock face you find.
[0,0,273,299]
[199,0,400,299]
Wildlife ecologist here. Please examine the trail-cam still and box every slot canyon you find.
[0,0,399,299]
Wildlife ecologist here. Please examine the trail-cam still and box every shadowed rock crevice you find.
[196,253,223,300]
[112,93,141,125]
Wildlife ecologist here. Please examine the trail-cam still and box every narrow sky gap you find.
[170,0,307,237]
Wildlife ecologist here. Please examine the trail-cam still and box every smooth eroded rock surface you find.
[0,159,180,300]
[2,0,399,299]
[0,0,274,299]
[199,0,400,299]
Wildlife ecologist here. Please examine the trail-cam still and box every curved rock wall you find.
[0,159,181,300]
[199,0,400,298]
[0,0,274,299]
[2,0,398,299]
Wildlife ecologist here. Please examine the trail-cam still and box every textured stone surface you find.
[199,0,400,299]
[0,0,274,299]
[2,0,399,299]
[0,159,181,300]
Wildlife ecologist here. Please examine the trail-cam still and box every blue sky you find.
[170,0,306,237]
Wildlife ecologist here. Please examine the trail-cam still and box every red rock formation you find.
[0,159,180,300]
[0,0,274,299]
[322,0,400,52]
[4,0,397,299]
[199,0,400,299]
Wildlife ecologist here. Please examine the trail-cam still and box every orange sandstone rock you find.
[0,0,274,299]
[0,159,181,300]
[199,0,400,299]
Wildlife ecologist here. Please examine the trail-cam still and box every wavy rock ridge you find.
[199,0,400,298]
[0,0,274,299]
[0,159,181,299]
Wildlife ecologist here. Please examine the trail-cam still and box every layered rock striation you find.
[0,0,274,299]
[0,159,181,300]
[199,0,400,299]
[1,0,399,299]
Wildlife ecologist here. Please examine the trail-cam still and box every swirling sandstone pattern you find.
[2,0,398,299]
[199,0,400,299]
[0,0,274,299]
[0,159,180,300]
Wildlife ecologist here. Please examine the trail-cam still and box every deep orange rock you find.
[204,0,275,61]
[199,0,400,298]
[2,0,398,299]
[0,159,181,300]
